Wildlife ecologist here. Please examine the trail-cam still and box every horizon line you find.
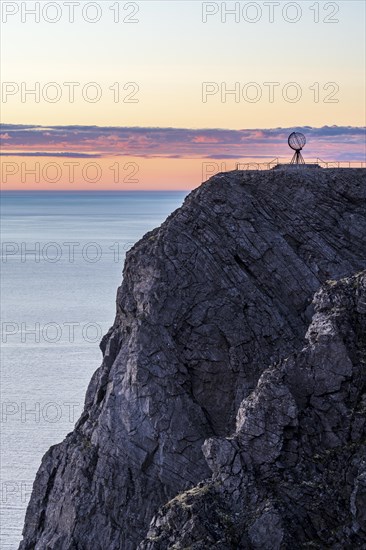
[0,188,190,193]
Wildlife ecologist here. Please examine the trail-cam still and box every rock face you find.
[141,270,366,549]
[19,169,366,549]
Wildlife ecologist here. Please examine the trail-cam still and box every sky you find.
[1,0,365,189]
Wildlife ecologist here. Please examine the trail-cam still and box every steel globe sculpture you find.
[288,132,306,164]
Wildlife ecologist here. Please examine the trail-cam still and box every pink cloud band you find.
[1,124,365,161]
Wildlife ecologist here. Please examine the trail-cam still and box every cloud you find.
[0,124,365,160]
[0,151,102,158]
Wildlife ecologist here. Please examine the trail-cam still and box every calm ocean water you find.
[0,191,188,550]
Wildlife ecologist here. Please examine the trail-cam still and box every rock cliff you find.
[141,270,366,549]
[19,169,366,549]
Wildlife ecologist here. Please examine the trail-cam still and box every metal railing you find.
[235,158,278,170]
[316,158,366,169]
[235,159,366,170]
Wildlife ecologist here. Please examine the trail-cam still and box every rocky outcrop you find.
[19,169,366,549]
[141,270,366,549]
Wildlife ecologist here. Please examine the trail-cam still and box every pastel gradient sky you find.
[1,1,365,189]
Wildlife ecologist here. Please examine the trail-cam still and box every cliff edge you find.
[19,169,366,549]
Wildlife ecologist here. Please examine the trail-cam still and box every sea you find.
[0,191,188,550]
